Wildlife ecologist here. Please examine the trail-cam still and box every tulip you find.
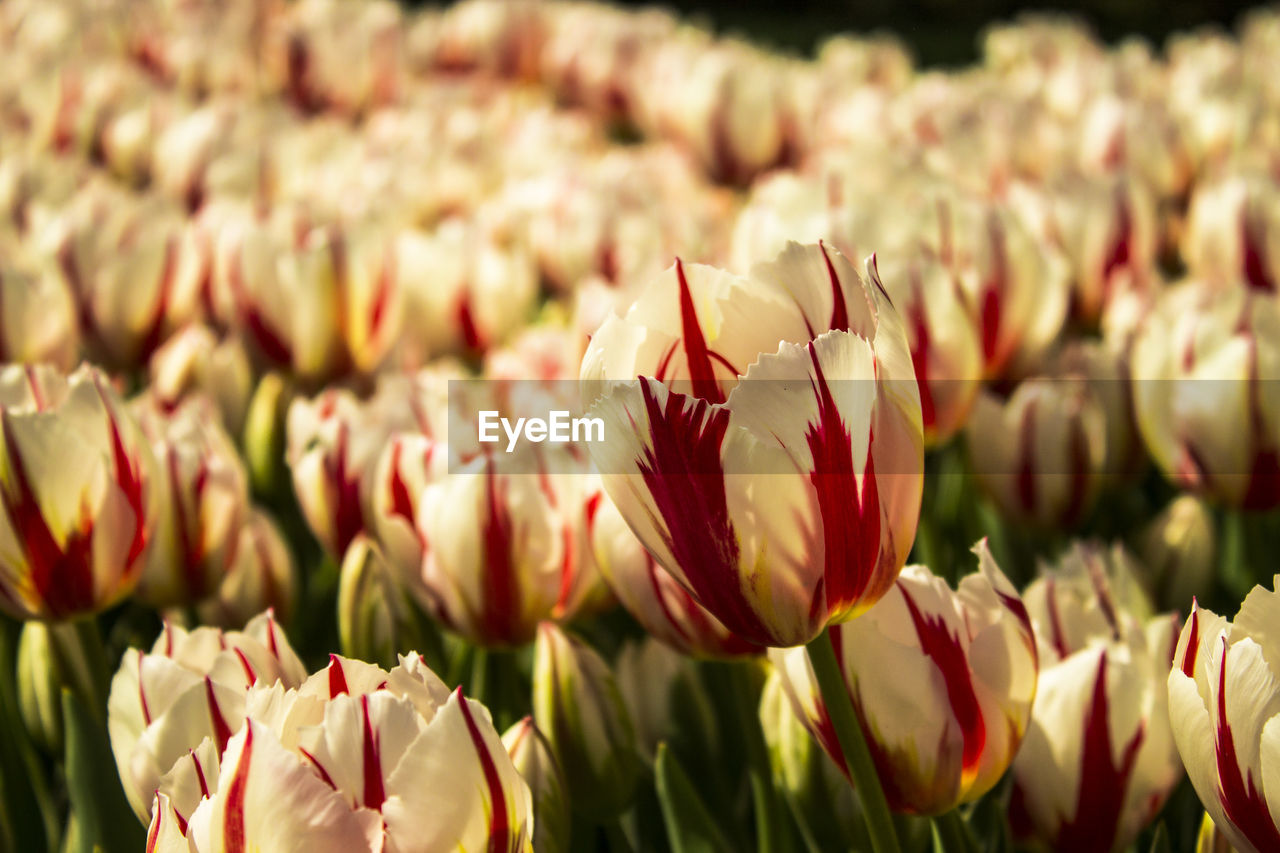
[770,541,1037,815]
[221,213,402,385]
[965,374,1108,529]
[1137,495,1216,611]
[581,241,922,648]
[0,262,78,368]
[0,363,157,621]
[196,507,297,629]
[17,619,98,752]
[395,220,538,360]
[287,387,413,558]
[1184,170,1280,292]
[503,717,571,853]
[148,326,254,437]
[133,395,250,607]
[1168,582,1280,853]
[337,534,419,666]
[873,251,983,445]
[150,652,534,852]
[614,637,718,764]
[108,611,307,823]
[533,622,640,819]
[1011,543,1182,851]
[589,493,762,658]
[416,445,607,647]
[1131,280,1280,509]
[39,185,187,369]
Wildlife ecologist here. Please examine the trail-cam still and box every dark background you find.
[613,0,1271,65]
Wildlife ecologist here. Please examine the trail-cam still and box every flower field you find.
[0,0,1278,851]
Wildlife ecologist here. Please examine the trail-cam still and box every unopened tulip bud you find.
[17,620,97,752]
[615,638,718,764]
[337,534,421,668]
[503,718,571,853]
[533,623,640,819]
[243,372,292,497]
[1138,496,1216,611]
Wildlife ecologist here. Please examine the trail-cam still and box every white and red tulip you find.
[770,541,1037,815]
[1168,581,1280,853]
[581,241,922,647]
[0,363,157,620]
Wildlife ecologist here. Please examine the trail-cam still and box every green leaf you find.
[1148,822,1171,853]
[62,689,146,853]
[655,742,735,853]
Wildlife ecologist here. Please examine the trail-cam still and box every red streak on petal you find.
[228,245,292,367]
[908,298,937,433]
[136,238,177,362]
[1015,400,1038,515]
[1054,651,1144,850]
[222,722,252,853]
[1045,579,1072,660]
[479,464,521,646]
[326,423,365,556]
[204,677,233,757]
[146,803,164,851]
[804,343,883,615]
[387,440,416,524]
[1179,605,1201,677]
[899,583,986,775]
[674,259,725,404]
[138,654,153,725]
[458,295,483,353]
[328,654,349,698]
[1214,638,1280,849]
[456,688,517,853]
[1242,206,1275,293]
[819,242,851,333]
[636,381,767,643]
[233,648,256,686]
[359,694,386,810]
[192,750,210,798]
[300,746,338,790]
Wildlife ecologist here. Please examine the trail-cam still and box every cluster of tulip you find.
[1,0,1279,851]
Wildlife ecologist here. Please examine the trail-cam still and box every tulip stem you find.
[804,628,901,853]
[932,809,978,853]
[727,663,791,853]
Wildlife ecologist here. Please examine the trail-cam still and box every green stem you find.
[932,809,978,853]
[729,663,792,853]
[805,628,900,853]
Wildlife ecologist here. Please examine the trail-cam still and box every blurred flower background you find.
[0,0,1278,851]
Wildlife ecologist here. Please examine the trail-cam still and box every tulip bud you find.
[1137,495,1216,611]
[614,638,719,765]
[133,395,250,607]
[195,507,297,629]
[0,363,158,620]
[503,718,571,853]
[966,375,1108,529]
[0,262,78,369]
[243,371,292,498]
[1012,542,1182,851]
[337,534,421,668]
[759,671,860,850]
[1184,169,1280,292]
[17,620,97,752]
[770,541,1037,815]
[1131,280,1280,509]
[533,622,640,819]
